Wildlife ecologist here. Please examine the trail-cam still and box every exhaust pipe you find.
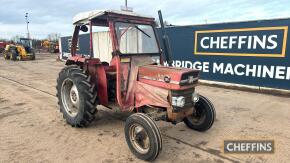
[158,10,173,66]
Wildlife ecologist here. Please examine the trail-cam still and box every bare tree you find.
[47,33,61,42]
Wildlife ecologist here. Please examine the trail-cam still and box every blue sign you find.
[158,18,290,90]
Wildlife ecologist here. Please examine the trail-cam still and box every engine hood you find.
[138,65,200,90]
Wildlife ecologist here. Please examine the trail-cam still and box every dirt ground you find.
[0,53,289,163]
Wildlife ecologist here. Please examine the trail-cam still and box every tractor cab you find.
[19,38,33,53]
[70,10,161,60]
[67,10,200,112]
[57,9,215,161]
[68,10,163,106]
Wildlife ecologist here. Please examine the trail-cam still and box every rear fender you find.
[65,55,86,67]
[66,56,108,105]
[90,63,108,105]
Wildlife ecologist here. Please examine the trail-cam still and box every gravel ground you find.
[0,53,289,163]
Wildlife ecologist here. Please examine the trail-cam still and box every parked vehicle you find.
[56,9,215,161]
[3,38,35,61]
[42,40,59,53]
[0,41,9,53]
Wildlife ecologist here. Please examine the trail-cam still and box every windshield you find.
[115,22,159,54]
[20,39,31,47]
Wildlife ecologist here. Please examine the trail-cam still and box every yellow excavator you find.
[41,40,59,53]
[3,38,35,61]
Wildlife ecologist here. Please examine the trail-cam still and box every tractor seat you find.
[106,71,116,76]
[104,65,117,77]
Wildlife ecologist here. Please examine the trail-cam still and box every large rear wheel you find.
[124,113,162,161]
[56,65,97,127]
[184,95,215,132]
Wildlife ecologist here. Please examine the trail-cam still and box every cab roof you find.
[73,9,154,25]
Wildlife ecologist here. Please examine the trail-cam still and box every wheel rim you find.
[61,78,80,117]
[188,104,206,125]
[129,124,150,154]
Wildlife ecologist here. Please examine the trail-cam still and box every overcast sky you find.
[0,0,290,39]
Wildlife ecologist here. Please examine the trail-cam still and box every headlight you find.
[192,92,199,103]
[172,96,185,107]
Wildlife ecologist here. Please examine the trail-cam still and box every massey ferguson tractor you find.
[56,9,215,161]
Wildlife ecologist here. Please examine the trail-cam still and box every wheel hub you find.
[70,85,79,106]
[61,79,80,117]
[189,105,206,124]
[129,125,150,154]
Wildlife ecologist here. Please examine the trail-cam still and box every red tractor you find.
[56,9,215,161]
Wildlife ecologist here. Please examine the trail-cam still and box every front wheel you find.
[3,51,10,60]
[124,113,162,161]
[184,95,215,132]
[31,51,36,60]
[10,50,17,61]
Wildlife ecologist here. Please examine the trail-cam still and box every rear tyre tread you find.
[56,65,98,127]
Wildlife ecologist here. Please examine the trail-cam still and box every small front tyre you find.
[31,51,36,60]
[124,113,162,161]
[10,50,17,61]
[184,95,215,132]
